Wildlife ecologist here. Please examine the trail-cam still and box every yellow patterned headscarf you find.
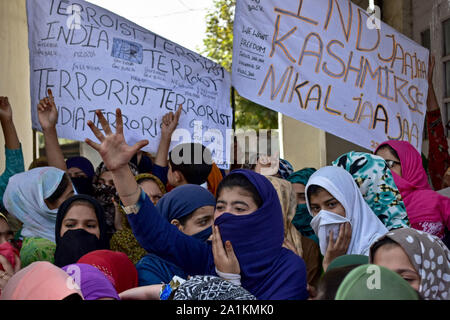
[110,173,166,264]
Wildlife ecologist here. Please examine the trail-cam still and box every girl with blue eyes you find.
[305,166,388,271]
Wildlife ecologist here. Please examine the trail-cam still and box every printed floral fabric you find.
[333,151,410,230]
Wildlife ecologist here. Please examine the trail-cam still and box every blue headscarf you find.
[156,184,216,222]
[66,156,95,178]
[278,159,294,179]
[136,185,216,286]
[214,169,308,300]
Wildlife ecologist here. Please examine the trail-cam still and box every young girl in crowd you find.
[54,195,110,267]
[286,168,319,244]
[66,156,95,196]
[2,167,74,267]
[375,140,450,240]
[334,264,420,300]
[84,109,308,300]
[135,184,215,286]
[305,166,388,271]
[370,227,450,300]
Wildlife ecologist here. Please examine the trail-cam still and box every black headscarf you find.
[54,195,110,267]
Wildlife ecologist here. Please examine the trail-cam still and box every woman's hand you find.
[212,225,240,275]
[161,105,182,139]
[37,89,58,132]
[0,97,13,122]
[0,253,20,291]
[86,108,149,172]
[322,222,352,272]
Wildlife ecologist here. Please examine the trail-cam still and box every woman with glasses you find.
[375,140,450,245]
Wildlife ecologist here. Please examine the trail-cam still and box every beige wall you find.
[279,113,327,171]
[0,0,34,171]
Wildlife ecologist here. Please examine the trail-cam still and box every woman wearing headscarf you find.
[78,249,138,294]
[54,195,110,267]
[127,169,308,300]
[110,173,166,264]
[62,263,120,300]
[135,184,216,286]
[85,109,308,300]
[0,261,83,300]
[266,175,321,289]
[334,264,419,300]
[277,158,294,179]
[375,140,450,239]
[0,213,21,295]
[287,168,319,244]
[370,228,450,300]
[66,156,95,196]
[305,166,388,271]
[333,151,410,230]
[2,167,75,267]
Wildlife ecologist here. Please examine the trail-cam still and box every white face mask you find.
[310,210,351,256]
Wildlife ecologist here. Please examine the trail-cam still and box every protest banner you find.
[27,0,233,168]
[232,0,429,152]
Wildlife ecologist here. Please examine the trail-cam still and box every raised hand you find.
[0,97,13,121]
[161,104,182,138]
[212,225,240,275]
[86,109,149,172]
[155,105,183,168]
[37,89,58,131]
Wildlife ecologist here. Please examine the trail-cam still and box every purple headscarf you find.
[62,263,120,300]
[214,169,308,300]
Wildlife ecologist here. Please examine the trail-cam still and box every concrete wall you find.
[279,114,327,171]
[0,0,34,171]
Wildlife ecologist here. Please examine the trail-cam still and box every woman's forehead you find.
[218,186,254,200]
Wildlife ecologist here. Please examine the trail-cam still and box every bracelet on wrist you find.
[119,186,141,199]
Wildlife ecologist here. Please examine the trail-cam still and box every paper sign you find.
[232,0,429,152]
[27,0,233,168]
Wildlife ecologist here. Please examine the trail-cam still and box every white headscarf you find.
[305,166,388,255]
[3,167,66,243]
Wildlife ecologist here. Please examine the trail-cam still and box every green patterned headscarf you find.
[20,236,56,268]
[333,151,410,230]
[286,168,318,244]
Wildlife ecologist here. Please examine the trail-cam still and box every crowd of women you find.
[0,57,448,301]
